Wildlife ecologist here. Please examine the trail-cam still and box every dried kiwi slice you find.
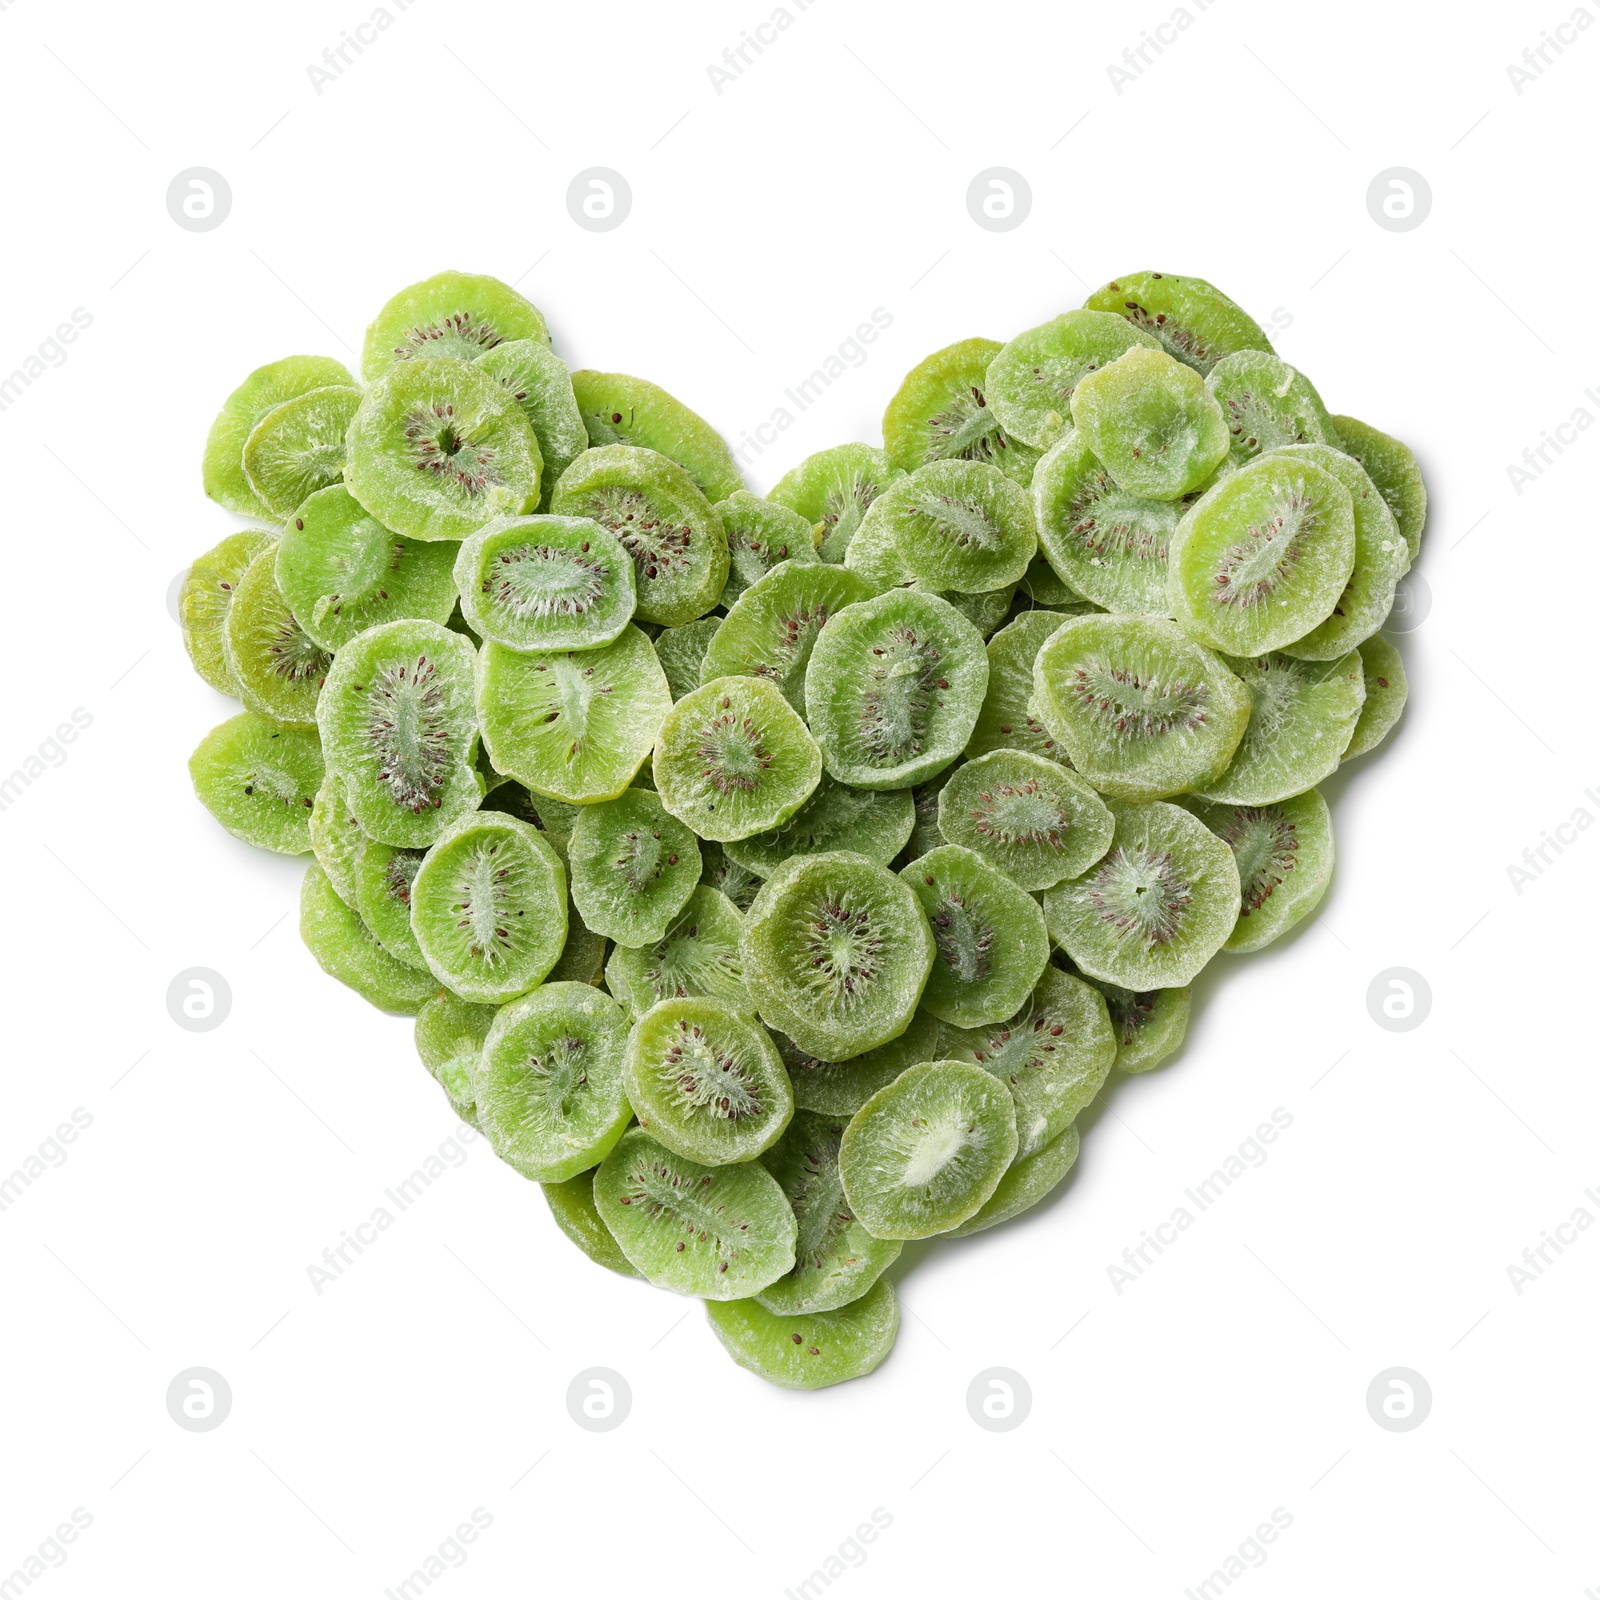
[701,561,874,715]
[741,851,935,1062]
[1345,634,1407,759]
[778,1010,942,1117]
[1043,800,1241,989]
[1083,271,1273,377]
[475,339,588,507]
[938,966,1115,1157]
[725,775,915,878]
[541,1169,639,1278]
[593,1127,797,1299]
[900,845,1050,1030]
[180,527,278,695]
[470,982,632,1181]
[1330,415,1427,565]
[309,774,366,905]
[189,712,323,854]
[409,811,568,1004]
[299,861,437,1015]
[756,1110,902,1315]
[936,749,1114,892]
[475,626,670,806]
[352,838,428,970]
[769,444,906,564]
[452,515,635,652]
[805,589,989,792]
[652,676,822,843]
[868,461,1037,593]
[414,989,495,1125]
[838,1060,1018,1239]
[948,1122,1080,1237]
[567,786,701,947]
[222,546,332,728]
[1016,550,1083,608]
[705,1279,899,1389]
[1206,351,1337,470]
[882,338,1040,485]
[604,885,750,1016]
[550,444,728,626]
[318,619,481,848]
[361,270,551,381]
[242,385,362,519]
[964,610,1074,764]
[715,491,818,607]
[1030,614,1250,801]
[653,619,720,701]
[1080,969,1192,1074]
[570,370,743,501]
[900,765,959,865]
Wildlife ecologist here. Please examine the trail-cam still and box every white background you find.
[2,0,1596,1595]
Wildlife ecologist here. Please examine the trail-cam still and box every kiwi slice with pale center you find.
[768,443,905,564]
[604,884,750,1017]
[361,271,551,382]
[222,546,333,728]
[242,384,363,519]
[180,527,279,696]
[189,712,323,856]
[949,1122,1080,1237]
[1083,271,1273,377]
[883,338,1040,485]
[567,786,701,947]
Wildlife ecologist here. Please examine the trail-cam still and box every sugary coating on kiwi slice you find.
[964,610,1073,764]
[309,774,366,904]
[755,1109,902,1316]
[453,514,635,652]
[1344,634,1407,759]
[742,851,935,1063]
[1031,614,1250,801]
[181,527,278,695]
[223,546,333,728]
[725,775,915,878]
[949,1122,1079,1237]
[189,712,323,855]
[605,885,750,1016]
[242,385,363,520]
[361,271,551,382]
[550,444,728,626]
[352,837,429,970]
[716,491,818,607]
[937,965,1115,1158]
[987,310,1164,450]
[469,982,632,1181]
[806,588,989,792]
[1192,650,1364,806]
[653,618,722,701]
[1206,351,1337,471]
[937,749,1114,892]
[882,338,1040,486]
[593,1127,797,1298]
[570,370,744,502]
[299,861,438,1015]
[900,845,1049,1030]
[841,494,915,589]
[1079,968,1191,1074]
[702,561,875,715]
[1070,347,1230,503]
[414,989,495,1126]
[1166,453,1356,656]
[1043,801,1240,990]
[319,619,482,847]
[203,355,357,518]
[276,486,459,653]
[706,1277,898,1389]
[1330,415,1427,566]
[1274,444,1408,661]
[474,339,587,508]
[652,675,822,843]
[1083,272,1273,377]
[868,460,1038,594]
[409,810,568,1004]
[838,1059,1018,1239]
[475,626,670,806]
[568,786,701,947]
[1185,788,1334,955]
[699,840,763,912]
[541,1169,639,1277]
[778,1010,942,1117]
[769,444,906,564]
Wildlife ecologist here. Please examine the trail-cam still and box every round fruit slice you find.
[604,885,750,1017]
[868,461,1037,593]
[1080,971,1192,1074]
[769,444,906,564]
[1192,650,1364,805]
[309,775,366,905]
[352,839,429,969]
[1345,634,1407,759]
[654,619,720,701]
[550,445,728,625]
[1083,271,1273,377]
[570,370,743,501]
[1031,614,1250,801]
[567,787,701,947]
[742,851,935,1062]
[299,861,437,1015]
[1043,801,1241,988]
[653,675,822,843]
[623,997,794,1164]
[883,338,1040,485]
[409,810,568,1003]
[1330,415,1427,565]
[964,610,1074,764]
[936,749,1114,892]
[414,990,495,1125]
[181,528,278,694]
[986,309,1163,449]
[361,271,551,381]
[346,357,543,541]
[1166,453,1356,656]
[838,1060,1018,1239]
[242,385,362,519]
[805,589,989,791]
[318,619,481,848]
[475,626,670,805]
[474,339,588,506]
[778,1011,942,1117]
[541,1169,638,1277]
[707,1279,898,1388]
[949,1123,1080,1237]
[594,1127,797,1298]
[189,712,323,854]
[937,965,1115,1157]
[1186,789,1334,954]
[222,547,333,727]
[453,514,635,652]
[717,491,818,605]
[726,776,915,879]
[1206,350,1337,470]
[899,845,1049,1029]
[470,982,632,1181]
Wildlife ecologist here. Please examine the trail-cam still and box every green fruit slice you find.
[838,1060,1018,1239]
[1016,551,1083,608]
[593,1127,797,1298]
[414,989,495,1125]
[471,982,632,1181]
[299,861,437,1014]
[700,841,763,913]
[778,1010,942,1117]
[1206,350,1337,470]
[541,1169,638,1277]
[964,610,1075,765]
[474,339,587,508]
[901,766,957,864]
[883,338,1040,485]
[181,528,278,694]
[769,444,905,563]
[189,712,323,855]
[869,461,1037,593]
[222,546,333,728]
[1083,271,1273,377]
[706,1279,898,1389]
[1345,634,1407,759]
[361,271,551,382]
[568,787,701,947]
[949,1122,1080,1237]
[570,370,743,501]
[309,774,366,904]
[1081,971,1191,1074]
[242,385,362,519]
[725,775,915,879]
[604,885,750,1016]
[1330,415,1427,565]
[654,618,721,700]
[352,838,429,969]
[715,491,818,606]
